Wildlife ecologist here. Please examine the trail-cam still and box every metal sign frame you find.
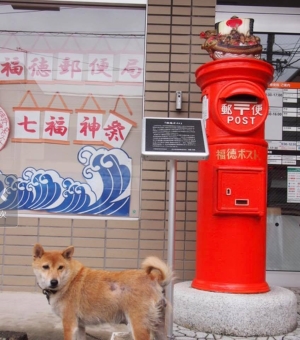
[141,116,209,339]
[142,117,209,161]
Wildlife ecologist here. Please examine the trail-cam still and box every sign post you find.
[166,158,176,339]
[142,117,209,339]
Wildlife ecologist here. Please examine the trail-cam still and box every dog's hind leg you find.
[152,327,166,340]
[152,298,168,340]
[152,317,166,340]
[131,326,151,340]
[77,323,86,340]
[127,314,151,340]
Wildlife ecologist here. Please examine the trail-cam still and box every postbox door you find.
[216,168,265,216]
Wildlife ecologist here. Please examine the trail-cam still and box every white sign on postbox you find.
[218,101,266,133]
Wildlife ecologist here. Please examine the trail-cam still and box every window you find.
[0,4,146,218]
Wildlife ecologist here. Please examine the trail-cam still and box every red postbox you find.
[192,58,274,293]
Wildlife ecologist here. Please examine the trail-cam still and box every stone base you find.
[174,282,298,337]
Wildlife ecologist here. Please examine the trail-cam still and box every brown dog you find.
[32,244,172,340]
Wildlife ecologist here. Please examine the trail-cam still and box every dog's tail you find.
[142,256,172,287]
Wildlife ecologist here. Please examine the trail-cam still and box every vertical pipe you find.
[167,159,177,339]
[266,33,275,63]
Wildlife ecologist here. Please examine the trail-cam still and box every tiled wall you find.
[0,0,216,292]
[143,0,216,281]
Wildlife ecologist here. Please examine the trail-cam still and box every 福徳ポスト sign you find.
[0,106,10,151]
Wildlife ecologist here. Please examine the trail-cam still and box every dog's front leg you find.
[62,315,79,340]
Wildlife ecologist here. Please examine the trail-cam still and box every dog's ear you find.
[62,246,74,259]
[33,244,44,259]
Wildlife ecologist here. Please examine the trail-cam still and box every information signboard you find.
[287,167,300,203]
[142,117,209,161]
[266,82,300,209]
[266,82,300,165]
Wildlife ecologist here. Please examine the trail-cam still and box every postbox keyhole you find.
[226,188,231,196]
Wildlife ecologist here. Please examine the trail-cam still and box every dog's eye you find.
[43,265,49,270]
[58,265,64,270]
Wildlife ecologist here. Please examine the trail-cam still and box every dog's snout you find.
[50,279,58,288]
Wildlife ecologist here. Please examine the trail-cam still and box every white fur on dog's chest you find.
[50,296,64,317]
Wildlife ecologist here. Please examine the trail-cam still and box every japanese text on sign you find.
[216,148,260,160]
[0,52,144,83]
[13,94,137,148]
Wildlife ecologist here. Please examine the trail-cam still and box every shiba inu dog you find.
[32,244,172,340]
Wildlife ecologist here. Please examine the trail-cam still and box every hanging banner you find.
[42,92,73,144]
[74,94,106,145]
[11,91,43,143]
[0,52,25,82]
[118,54,143,83]
[27,53,54,81]
[87,54,114,82]
[56,53,84,81]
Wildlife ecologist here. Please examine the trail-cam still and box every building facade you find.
[0,0,215,291]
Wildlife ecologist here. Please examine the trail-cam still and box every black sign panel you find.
[142,118,209,160]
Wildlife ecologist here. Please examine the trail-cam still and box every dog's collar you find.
[43,289,57,305]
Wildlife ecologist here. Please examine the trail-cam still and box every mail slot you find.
[226,94,258,103]
[192,58,274,294]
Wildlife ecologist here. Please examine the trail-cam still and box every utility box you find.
[192,58,274,293]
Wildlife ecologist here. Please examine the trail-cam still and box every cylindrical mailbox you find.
[192,58,274,294]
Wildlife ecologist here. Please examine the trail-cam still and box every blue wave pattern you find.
[0,146,132,216]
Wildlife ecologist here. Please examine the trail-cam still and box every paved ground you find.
[0,291,126,340]
[0,288,300,340]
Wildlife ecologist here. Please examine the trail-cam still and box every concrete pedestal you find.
[174,281,297,337]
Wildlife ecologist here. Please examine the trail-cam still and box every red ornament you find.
[0,106,10,151]
[226,17,243,28]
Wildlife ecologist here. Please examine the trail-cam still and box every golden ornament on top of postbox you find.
[199,16,262,60]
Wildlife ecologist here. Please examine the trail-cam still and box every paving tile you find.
[195,332,208,338]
